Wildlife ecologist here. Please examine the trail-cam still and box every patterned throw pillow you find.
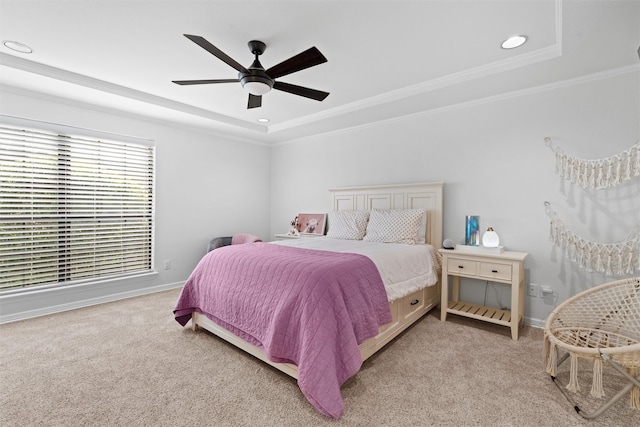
[363,209,426,245]
[326,210,370,240]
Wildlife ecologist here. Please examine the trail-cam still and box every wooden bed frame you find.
[192,182,444,379]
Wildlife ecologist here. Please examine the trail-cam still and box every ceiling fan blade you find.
[273,81,329,101]
[183,34,248,73]
[247,94,262,109]
[172,79,238,85]
[265,47,327,79]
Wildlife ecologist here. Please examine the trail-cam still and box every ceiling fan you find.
[172,34,329,109]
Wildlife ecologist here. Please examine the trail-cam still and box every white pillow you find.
[417,210,428,244]
[326,210,370,240]
[363,209,425,245]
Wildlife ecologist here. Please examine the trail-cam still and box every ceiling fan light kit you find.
[173,35,329,109]
[240,75,273,96]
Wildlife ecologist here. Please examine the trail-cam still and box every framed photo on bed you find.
[297,213,327,235]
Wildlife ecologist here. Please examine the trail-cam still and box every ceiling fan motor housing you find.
[240,40,274,94]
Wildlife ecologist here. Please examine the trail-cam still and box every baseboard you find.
[0,280,184,324]
[2,282,548,329]
[523,316,545,329]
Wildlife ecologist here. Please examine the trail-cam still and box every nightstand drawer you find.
[447,258,477,276]
[479,262,512,281]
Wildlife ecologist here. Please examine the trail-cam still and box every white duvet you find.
[271,237,441,302]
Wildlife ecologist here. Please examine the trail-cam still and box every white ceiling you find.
[0,0,638,144]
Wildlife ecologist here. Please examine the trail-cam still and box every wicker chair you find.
[544,276,640,418]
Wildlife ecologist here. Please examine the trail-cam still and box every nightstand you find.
[439,248,528,340]
[274,233,299,240]
[273,233,324,240]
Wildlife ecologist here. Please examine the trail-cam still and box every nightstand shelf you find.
[439,249,528,340]
[446,301,512,325]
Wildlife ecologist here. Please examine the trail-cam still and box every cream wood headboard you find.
[329,182,444,248]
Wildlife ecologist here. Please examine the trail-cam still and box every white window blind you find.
[0,121,154,291]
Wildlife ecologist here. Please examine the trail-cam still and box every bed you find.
[173,182,444,418]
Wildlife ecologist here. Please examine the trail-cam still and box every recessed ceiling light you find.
[501,35,528,49]
[2,40,33,54]
[257,118,270,123]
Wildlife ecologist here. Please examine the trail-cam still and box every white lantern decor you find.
[482,227,500,248]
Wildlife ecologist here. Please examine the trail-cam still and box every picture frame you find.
[296,213,327,235]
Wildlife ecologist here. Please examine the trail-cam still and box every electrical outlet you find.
[163,260,171,270]
[527,283,539,297]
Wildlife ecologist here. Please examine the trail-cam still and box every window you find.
[0,119,154,291]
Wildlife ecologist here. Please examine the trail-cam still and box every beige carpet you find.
[1,288,637,426]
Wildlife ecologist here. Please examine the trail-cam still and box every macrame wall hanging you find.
[544,137,640,275]
[545,202,640,276]
[545,137,640,189]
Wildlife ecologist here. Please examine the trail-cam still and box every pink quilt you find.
[173,242,391,418]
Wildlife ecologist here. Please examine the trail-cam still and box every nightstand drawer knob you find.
[458,265,464,269]
[410,299,420,306]
[492,269,498,273]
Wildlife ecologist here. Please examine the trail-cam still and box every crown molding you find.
[0,84,270,147]
[0,52,266,134]
[273,63,639,146]
[268,43,563,135]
